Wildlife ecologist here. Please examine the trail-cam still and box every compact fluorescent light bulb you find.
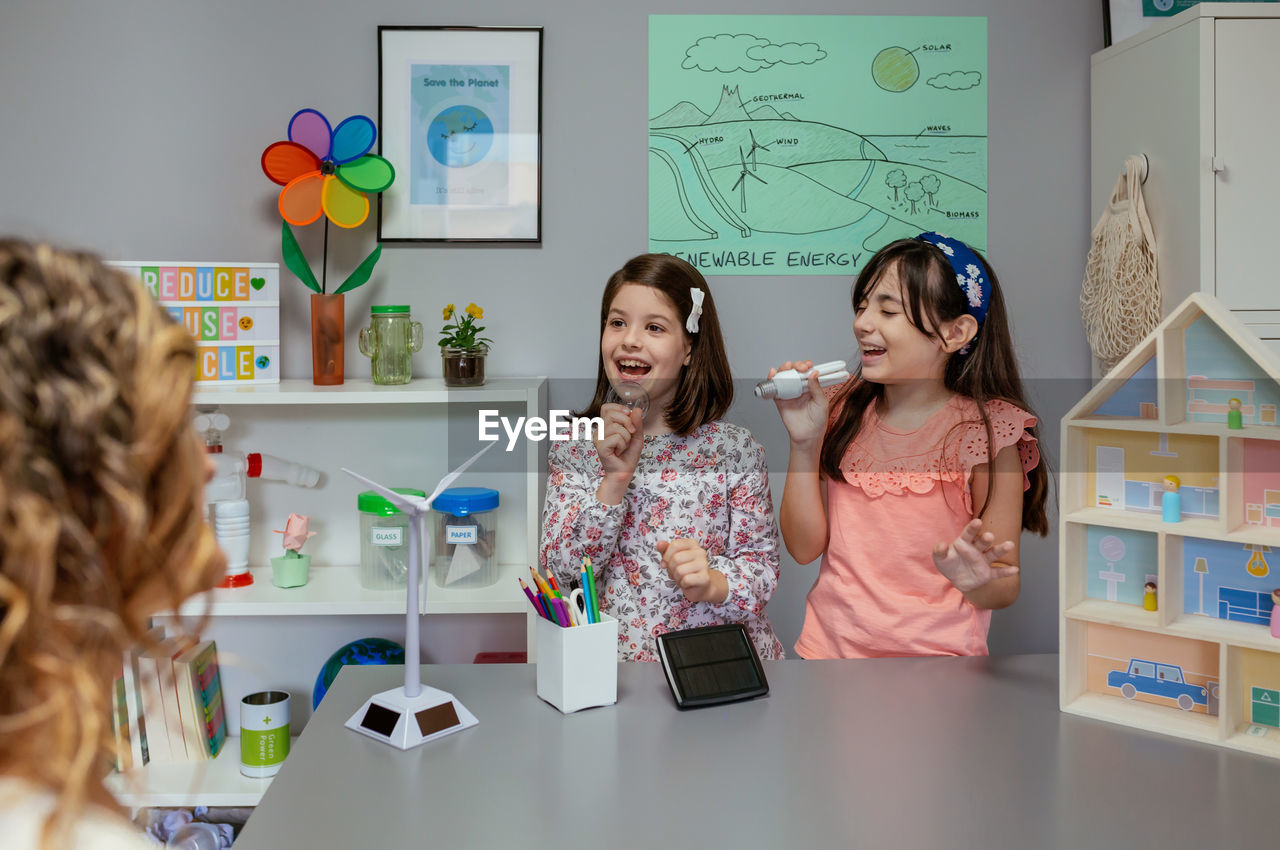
[754,361,850,400]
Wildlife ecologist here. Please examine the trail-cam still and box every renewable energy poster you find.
[649,15,987,276]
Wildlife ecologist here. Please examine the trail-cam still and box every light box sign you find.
[109,261,281,385]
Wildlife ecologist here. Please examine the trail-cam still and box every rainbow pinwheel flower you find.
[261,108,395,229]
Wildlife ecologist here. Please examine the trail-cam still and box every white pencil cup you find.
[536,612,618,714]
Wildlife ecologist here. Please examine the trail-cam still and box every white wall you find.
[0,0,1101,660]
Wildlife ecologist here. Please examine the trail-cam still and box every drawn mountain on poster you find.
[747,105,791,121]
[650,87,799,129]
[704,85,750,124]
[650,102,710,128]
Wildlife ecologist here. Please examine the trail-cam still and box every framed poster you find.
[1104,0,1277,47]
[378,26,542,242]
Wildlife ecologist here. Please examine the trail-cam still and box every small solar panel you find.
[359,702,402,737]
[656,624,769,709]
[415,701,462,736]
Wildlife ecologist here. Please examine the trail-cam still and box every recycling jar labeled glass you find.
[431,487,499,589]
[358,487,426,589]
[358,305,423,386]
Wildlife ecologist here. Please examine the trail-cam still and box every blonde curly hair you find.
[0,240,225,844]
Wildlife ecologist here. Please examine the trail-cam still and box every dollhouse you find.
[1061,293,1280,759]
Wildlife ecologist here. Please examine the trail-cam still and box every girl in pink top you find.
[771,234,1049,658]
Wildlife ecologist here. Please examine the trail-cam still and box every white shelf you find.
[1066,507,1280,548]
[1225,728,1280,759]
[178,563,527,616]
[192,377,546,406]
[107,737,293,808]
[1166,613,1280,653]
[1068,418,1280,441]
[1064,507,1220,537]
[1062,693,1219,744]
[1065,599,1162,632]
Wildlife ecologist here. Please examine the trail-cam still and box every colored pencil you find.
[529,566,553,600]
[580,567,595,624]
[519,578,550,621]
[583,557,599,624]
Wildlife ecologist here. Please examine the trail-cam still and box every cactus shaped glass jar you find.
[358,305,423,385]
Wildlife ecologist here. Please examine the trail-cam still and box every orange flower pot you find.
[310,293,345,386]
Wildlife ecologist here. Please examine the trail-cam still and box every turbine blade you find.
[738,146,747,169]
[731,174,745,191]
[341,468,428,513]
[748,170,768,185]
[423,441,496,507]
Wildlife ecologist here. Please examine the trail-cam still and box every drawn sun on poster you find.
[871,46,919,92]
[426,105,494,168]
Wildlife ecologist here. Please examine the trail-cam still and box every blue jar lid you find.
[432,487,499,516]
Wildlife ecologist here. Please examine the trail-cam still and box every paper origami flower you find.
[274,513,316,554]
[261,108,395,229]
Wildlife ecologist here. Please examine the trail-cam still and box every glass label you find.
[371,527,404,547]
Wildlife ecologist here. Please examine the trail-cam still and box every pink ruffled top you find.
[795,386,1040,659]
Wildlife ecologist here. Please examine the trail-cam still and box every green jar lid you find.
[370,305,410,314]
[358,488,426,516]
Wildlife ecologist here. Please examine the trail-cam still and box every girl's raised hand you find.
[656,538,727,604]
[594,403,644,504]
[931,518,1019,592]
[770,360,828,446]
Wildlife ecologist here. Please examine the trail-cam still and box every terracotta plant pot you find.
[310,293,345,386]
[441,345,488,387]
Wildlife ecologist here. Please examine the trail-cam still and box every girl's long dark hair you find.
[577,254,733,436]
[820,239,1050,535]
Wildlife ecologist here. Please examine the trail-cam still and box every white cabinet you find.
[109,377,547,808]
[1091,4,1280,348]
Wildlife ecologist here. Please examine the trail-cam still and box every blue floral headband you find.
[915,232,990,329]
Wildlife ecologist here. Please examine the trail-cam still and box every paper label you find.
[446,525,478,545]
[241,726,289,767]
[371,527,404,547]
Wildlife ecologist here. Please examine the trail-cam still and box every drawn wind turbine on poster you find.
[730,146,766,213]
[745,128,770,172]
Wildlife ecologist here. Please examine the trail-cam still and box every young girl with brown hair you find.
[540,253,783,662]
[772,234,1049,658]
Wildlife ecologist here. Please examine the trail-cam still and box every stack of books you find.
[110,628,229,769]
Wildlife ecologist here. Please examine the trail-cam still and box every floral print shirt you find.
[540,420,784,662]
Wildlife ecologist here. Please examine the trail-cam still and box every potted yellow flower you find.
[439,302,492,387]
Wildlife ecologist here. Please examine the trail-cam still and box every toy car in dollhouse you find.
[1107,658,1213,711]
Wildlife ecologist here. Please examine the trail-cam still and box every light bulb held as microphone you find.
[754,360,850,400]
[606,382,651,419]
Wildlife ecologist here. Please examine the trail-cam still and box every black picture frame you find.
[377,26,543,243]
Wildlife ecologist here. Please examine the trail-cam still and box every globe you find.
[312,637,406,709]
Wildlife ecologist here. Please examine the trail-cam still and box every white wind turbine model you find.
[340,442,493,750]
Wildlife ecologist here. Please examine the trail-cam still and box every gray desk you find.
[234,655,1279,849]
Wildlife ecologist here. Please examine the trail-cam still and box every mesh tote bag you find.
[1081,155,1160,373]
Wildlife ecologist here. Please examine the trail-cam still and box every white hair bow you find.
[686,287,705,333]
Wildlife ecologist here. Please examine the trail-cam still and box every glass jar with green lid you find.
[358,305,423,385]
[358,487,426,589]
